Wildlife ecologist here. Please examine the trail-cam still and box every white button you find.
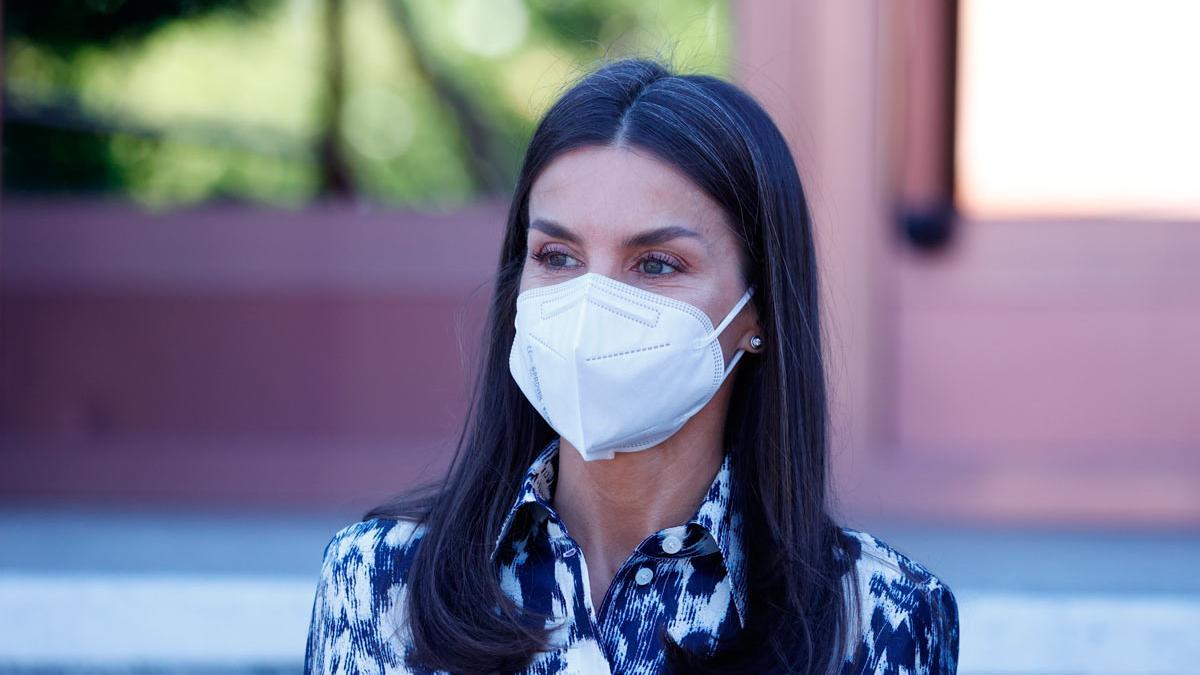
[634,566,654,585]
[662,535,683,555]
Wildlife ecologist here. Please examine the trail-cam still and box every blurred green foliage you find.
[2,0,732,210]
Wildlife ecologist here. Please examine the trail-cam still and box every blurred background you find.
[1,0,1197,673]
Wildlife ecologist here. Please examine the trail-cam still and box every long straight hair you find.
[365,56,863,674]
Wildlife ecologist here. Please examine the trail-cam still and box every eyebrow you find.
[529,218,702,248]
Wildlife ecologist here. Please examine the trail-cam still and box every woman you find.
[304,57,959,674]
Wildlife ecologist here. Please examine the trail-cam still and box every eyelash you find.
[529,245,684,276]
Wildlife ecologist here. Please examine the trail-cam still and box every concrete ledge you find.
[1,573,1198,673]
[0,573,312,670]
[956,589,1200,674]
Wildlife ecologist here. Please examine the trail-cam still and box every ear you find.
[737,323,765,354]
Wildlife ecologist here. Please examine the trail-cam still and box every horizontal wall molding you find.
[2,197,509,293]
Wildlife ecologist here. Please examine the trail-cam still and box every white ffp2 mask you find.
[508,272,756,461]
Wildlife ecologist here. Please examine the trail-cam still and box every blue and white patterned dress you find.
[304,438,960,673]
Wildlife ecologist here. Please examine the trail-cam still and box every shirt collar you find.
[490,437,748,627]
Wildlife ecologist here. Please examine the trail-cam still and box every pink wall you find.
[2,198,502,510]
[734,0,1200,527]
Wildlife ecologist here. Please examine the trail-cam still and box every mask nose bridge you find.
[533,273,590,320]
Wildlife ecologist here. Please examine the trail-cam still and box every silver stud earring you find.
[749,335,764,351]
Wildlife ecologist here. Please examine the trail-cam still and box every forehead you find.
[528,145,728,240]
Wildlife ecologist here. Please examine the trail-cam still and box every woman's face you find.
[522,144,761,360]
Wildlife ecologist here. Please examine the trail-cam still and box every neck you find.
[551,390,731,604]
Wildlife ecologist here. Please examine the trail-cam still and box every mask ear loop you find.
[721,345,747,379]
[710,285,756,378]
[693,285,757,350]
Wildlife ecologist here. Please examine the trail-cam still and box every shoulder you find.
[837,526,949,594]
[319,516,428,579]
[837,527,960,674]
[304,516,431,673]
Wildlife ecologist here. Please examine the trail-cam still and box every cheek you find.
[516,268,533,294]
[519,262,544,289]
[516,259,552,294]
